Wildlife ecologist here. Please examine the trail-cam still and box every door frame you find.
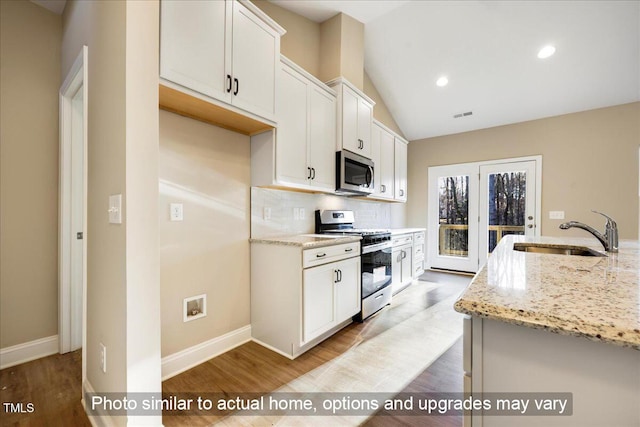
[427,155,542,273]
[59,46,88,383]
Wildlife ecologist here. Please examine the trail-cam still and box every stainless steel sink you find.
[513,243,606,257]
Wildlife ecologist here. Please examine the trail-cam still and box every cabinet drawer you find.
[414,232,425,243]
[414,243,425,258]
[392,234,413,247]
[303,242,360,268]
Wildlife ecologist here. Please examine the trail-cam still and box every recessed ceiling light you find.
[537,45,556,59]
[436,76,449,87]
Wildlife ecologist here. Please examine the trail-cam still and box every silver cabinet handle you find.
[399,189,405,197]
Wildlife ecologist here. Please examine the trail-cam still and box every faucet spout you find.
[559,211,618,253]
[559,221,607,249]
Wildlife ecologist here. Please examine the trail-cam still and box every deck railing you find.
[438,224,525,256]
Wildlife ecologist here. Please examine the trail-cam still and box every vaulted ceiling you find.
[272,1,640,140]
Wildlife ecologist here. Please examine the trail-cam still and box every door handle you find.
[311,168,316,180]
[233,78,239,96]
[307,167,312,179]
[226,75,232,93]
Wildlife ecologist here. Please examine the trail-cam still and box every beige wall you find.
[0,0,61,349]
[254,2,400,134]
[253,0,320,78]
[62,0,162,413]
[159,110,251,357]
[407,102,640,240]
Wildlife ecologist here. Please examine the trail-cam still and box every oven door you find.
[361,243,392,299]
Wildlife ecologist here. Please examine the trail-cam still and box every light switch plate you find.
[108,194,122,224]
[263,207,271,220]
[170,203,183,221]
[549,210,565,219]
[299,208,306,220]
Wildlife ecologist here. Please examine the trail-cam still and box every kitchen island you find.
[454,235,640,427]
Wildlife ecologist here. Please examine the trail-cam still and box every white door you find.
[356,97,373,158]
[394,139,408,202]
[160,0,231,102]
[302,263,335,342]
[428,157,540,273]
[308,86,336,192]
[276,65,308,187]
[479,161,538,267]
[341,86,360,154]
[231,0,278,120]
[428,163,480,272]
[334,257,361,323]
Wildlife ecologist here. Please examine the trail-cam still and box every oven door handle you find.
[362,241,392,254]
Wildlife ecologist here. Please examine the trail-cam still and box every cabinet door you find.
[308,86,337,192]
[394,139,408,202]
[160,0,231,102]
[391,248,403,294]
[276,66,309,187]
[357,97,373,158]
[303,263,336,342]
[401,245,413,284]
[341,86,361,154]
[231,1,279,121]
[370,124,381,196]
[379,127,396,199]
[334,257,361,323]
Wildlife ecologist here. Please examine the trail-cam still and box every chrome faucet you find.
[559,210,618,253]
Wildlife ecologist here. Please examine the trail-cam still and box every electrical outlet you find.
[299,208,306,220]
[100,343,107,373]
[170,203,183,221]
[263,207,271,220]
[549,211,565,220]
[293,207,300,220]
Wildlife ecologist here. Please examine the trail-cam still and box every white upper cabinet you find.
[371,121,396,200]
[160,0,231,103]
[251,56,337,194]
[394,137,408,202]
[327,78,375,159]
[160,0,285,124]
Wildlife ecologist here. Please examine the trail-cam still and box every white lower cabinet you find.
[413,231,425,278]
[303,256,360,343]
[251,241,360,359]
[392,233,413,294]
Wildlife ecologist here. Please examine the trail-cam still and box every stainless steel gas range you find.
[315,210,393,321]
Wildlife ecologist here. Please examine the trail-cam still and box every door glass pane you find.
[438,175,469,257]
[487,171,527,253]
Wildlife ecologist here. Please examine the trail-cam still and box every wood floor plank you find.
[1,275,469,427]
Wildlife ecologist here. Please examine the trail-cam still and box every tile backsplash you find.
[251,187,405,238]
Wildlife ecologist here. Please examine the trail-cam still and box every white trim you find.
[251,338,295,360]
[59,46,88,385]
[0,335,59,370]
[82,380,117,427]
[161,325,251,380]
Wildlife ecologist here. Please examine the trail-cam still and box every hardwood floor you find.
[0,349,90,427]
[0,272,469,427]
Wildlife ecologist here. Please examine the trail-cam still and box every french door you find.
[428,157,540,273]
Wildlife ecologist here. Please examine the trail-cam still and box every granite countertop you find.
[454,235,640,350]
[250,234,361,249]
[391,228,426,235]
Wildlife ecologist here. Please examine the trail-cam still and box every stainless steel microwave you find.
[336,150,374,196]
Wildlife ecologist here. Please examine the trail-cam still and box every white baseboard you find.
[0,335,59,370]
[82,380,118,427]
[161,325,251,380]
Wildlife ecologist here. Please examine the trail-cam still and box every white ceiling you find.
[271,1,640,140]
